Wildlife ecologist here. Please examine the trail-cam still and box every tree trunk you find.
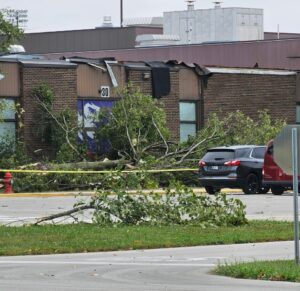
[50,159,131,170]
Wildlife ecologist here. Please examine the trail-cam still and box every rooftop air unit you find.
[102,16,113,27]
[213,1,222,8]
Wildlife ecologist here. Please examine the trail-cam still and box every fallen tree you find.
[29,84,286,170]
[31,187,248,227]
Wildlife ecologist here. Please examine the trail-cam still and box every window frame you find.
[296,103,300,124]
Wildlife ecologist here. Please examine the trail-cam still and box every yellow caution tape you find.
[0,168,198,174]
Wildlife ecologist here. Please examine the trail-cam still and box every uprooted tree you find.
[0,83,286,192]
[94,86,285,167]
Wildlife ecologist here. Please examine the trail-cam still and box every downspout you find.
[193,64,211,128]
[198,77,204,129]
[18,62,24,142]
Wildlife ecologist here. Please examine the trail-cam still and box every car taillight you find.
[224,160,241,166]
[198,160,206,167]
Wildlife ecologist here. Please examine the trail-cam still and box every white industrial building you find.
[135,2,264,47]
[164,4,264,44]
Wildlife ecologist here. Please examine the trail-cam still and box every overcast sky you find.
[1,0,300,33]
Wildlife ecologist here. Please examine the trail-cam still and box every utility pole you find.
[120,0,123,27]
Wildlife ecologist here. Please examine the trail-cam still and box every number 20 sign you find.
[100,86,110,98]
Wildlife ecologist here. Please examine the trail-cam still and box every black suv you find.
[198,145,268,194]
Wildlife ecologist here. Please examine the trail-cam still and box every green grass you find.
[0,220,296,256]
[214,260,300,282]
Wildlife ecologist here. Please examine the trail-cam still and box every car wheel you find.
[258,186,270,194]
[242,173,259,194]
[271,186,285,195]
[205,186,221,195]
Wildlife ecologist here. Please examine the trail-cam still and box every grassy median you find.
[0,220,296,256]
[215,260,300,282]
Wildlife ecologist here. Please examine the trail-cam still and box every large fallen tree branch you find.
[50,159,131,170]
[17,159,132,171]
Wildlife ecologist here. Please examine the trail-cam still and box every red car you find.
[262,140,293,195]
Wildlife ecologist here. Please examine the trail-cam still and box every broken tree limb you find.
[32,205,95,225]
[35,95,81,157]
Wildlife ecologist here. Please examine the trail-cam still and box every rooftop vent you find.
[135,34,180,47]
[123,17,163,27]
[186,0,195,10]
[8,44,25,53]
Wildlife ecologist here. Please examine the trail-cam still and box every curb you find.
[0,188,242,198]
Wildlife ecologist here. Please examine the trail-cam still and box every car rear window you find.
[235,148,252,158]
[251,147,266,159]
[203,150,235,161]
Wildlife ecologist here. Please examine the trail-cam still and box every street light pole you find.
[6,9,28,30]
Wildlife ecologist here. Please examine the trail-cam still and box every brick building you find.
[0,57,297,156]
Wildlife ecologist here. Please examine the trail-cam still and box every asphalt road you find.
[0,192,297,225]
[0,241,299,291]
[0,192,300,290]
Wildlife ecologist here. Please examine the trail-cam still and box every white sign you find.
[100,86,110,98]
[274,125,300,264]
[273,125,300,175]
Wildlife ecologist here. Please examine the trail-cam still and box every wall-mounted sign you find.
[100,86,110,98]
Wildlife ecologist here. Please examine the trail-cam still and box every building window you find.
[296,104,300,123]
[179,101,197,142]
[0,98,16,144]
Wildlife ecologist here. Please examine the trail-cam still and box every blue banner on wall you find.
[77,100,114,153]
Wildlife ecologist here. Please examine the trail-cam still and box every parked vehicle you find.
[198,145,268,194]
[262,140,291,195]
